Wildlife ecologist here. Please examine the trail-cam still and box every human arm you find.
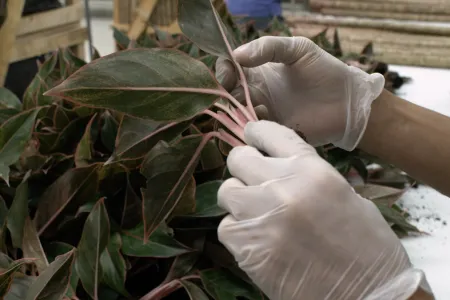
[218,120,434,300]
[217,36,450,197]
[360,89,450,197]
[410,287,436,300]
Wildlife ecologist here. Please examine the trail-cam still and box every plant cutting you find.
[0,0,419,299]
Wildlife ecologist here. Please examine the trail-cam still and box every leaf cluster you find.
[0,1,418,299]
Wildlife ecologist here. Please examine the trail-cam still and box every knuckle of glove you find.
[227,146,260,170]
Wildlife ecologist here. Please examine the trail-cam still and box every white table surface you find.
[89,19,450,298]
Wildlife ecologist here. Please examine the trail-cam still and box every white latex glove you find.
[217,120,433,300]
[216,36,385,151]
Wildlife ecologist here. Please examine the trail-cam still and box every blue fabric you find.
[225,0,282,17]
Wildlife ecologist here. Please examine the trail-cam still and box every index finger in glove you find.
[218,178,281,221]
[233,36,320,68]
[245,121,317,158]
[215,57,237,92]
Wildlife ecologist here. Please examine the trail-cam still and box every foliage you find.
[0,0,418,299]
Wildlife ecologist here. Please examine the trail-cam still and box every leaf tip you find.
[43,84,64,97]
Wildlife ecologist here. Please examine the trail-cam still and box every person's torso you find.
[225,0,282,17]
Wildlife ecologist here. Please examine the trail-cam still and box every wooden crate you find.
[309,0,450,22]
[113,0,226,42]
[0,0,88,85]
[287,14,450,68]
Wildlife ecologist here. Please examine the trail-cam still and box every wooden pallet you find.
[287,14,450,68]
[113,0,225,43]
[0,0,88,86]
[309,0,450,22]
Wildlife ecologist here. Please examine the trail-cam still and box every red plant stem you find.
[209,5,258,122]
[231,106,249,126]
[220,89,255,122]
[215,129,246,147]
[140,275,200,300]
[214,102,246,127]
[235,64,258,121]
[203,110,245,142]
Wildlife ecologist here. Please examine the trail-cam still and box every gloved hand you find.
[217,120,433,300]
[216,36,385,151]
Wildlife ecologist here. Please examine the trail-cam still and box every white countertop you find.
[89,19,450,298]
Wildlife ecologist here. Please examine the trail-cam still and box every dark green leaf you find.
[0,196,7,251]
[187,180,225,218]
[376,204,419,234]
[99,233,129,296]
[45,242,78,298]
[178,0,238,58]
[200,269,262,300]
[165,252,200,282]
[75,114,98,167]
[200,140,224,171]
[170,176,196,219]
[141,135,207,238]
[0,88,21,110]
[34,164,100,234]
[75,198,110,299]
[22,217,48,274]
[333,29,343,57]
[121,225,192,258]
[23,54,58,109]
[180,280,209,300]
[0,258,36,297]
[0,109,20,125]
[62,48,87,74]
[46,49,222,122]
[199,55,217,69]
[100,111,119,152]
[362,42,374,57]
[0,253,12,269]
[110,115,191,163]
[120,173,142,230]
[43,116,91,154]
[25,249,75,300]
[113,27,130,49]
[351,158,368,182]
[4,275,34,300]
[0,109,41,184]
[7,173,30,249]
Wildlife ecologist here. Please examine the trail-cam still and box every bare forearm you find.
[359,90,450,197]
[409,287,435,300]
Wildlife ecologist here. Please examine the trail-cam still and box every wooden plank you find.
[11,26,88,63]
[290,25,450,68]
[285,14,450,36]
[320,8,450,22]
[310,0,450,14]
[0,0,25,86]
[114,0,131,25]
[128,0,159,40]
[113,21,182,35]
[17,2,84,36]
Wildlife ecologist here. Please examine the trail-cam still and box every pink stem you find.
[213,130,246,147]
[214,102,246,127]
[203,110,245,142]
[235,64,258,121]
[231,106,249,126]
[140,275,200,300]
[220,89,255,122]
